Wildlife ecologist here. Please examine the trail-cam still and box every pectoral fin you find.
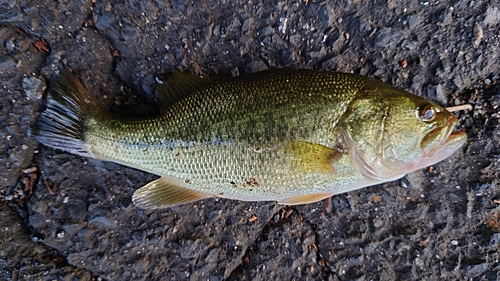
[279,193,333,205]
[132,177,209,209]
[285,141,341,174]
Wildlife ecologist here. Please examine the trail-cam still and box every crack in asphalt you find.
[294,205,337,275]
[224,206,281,280]
[225,204,337,280]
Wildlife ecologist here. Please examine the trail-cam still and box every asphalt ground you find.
[1,0,499,280]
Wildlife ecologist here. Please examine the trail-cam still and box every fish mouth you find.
[420,115,467,165]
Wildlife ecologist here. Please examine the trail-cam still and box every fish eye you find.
[417,104,436,122]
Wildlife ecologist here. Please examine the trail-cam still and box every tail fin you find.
[33,69,104,158]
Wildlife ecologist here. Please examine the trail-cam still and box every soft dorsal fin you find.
[155,70,218,109]
[132,177,209,209]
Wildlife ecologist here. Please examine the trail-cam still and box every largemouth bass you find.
[33,69,466,209]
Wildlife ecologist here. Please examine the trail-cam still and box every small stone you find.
[473,22,483,47]
[89,216,115,228]
[435,84,447,105]
[0,56,16,73]
[5,40,16,53]
[451,240,459,245]
[374,28,404,48]
[5,37,30,55]
[22,76,46,100]
[65,199,87,220]
[483,6,500,26]
[489,233,500,246]
[33,201,48,214]
[466,263,488,277]
[273,214,280,223]
[29,214,45,229]
[78,229,96,247]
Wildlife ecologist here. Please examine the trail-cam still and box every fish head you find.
[338,80,467,181]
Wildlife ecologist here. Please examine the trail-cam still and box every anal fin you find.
[279,193,333,205]
[132,177,209,209]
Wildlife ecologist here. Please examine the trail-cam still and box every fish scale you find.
[86,71,360,197]
[33,69,466,209]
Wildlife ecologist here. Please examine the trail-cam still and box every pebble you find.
[374,28,404,48]
[66,200,87,220]
[489,233,499,246]
[22,76,46,100]
[483,6,500,26]
[5,37,30,55]
[33,201,48,214]
[0,56,16,73]
[466,263,488,277]
[273,213,280,223]
[89,216,115,228]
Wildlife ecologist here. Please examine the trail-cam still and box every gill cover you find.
[338,80,466,180]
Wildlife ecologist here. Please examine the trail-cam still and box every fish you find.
[33,69,467,209]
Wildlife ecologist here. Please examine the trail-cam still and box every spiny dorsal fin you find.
[285,141,341,174]
[156,70,218,109]
[279,193,333,205]
[132,177,209,209]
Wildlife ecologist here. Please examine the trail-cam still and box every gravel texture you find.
[1,0,499,280]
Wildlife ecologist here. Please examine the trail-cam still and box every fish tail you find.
[33,69,105,158]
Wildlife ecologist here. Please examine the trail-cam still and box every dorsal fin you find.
[155,70,218,109]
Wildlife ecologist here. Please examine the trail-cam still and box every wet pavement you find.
[1,0,499,280]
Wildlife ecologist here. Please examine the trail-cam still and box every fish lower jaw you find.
[418,131,467,168]
[375,131,467,177]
